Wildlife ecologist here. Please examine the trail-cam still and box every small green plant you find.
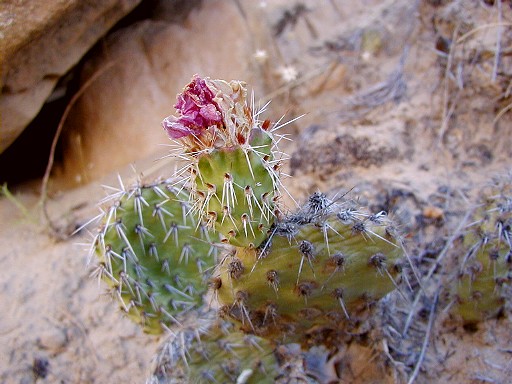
[1,183,35,223]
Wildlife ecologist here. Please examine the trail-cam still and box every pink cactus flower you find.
[162,75,222,140]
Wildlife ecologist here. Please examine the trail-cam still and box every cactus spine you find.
[92,180,217,334]
[450,175,512,324]
[213,193,403,345]
[162,76,283,248]
[149,315,279,383]
[90,75,407,381]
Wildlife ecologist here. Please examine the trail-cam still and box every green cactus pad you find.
[162,76,284,249]
[451,175,512,324]
[92,180,217,334]
[149,316,279,383]
[192,128,278,248]
[213,193,404,344]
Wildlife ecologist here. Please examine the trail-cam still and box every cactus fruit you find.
[91,179,217,334]
[450,175,512,324]
[149,314,280,383]
[162,76,283,248]
[213,192,404,344]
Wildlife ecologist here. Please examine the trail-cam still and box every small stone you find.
[422,206,444,220]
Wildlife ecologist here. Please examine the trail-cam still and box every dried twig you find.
[407,292,438,384]
[491,0,503,83]
[40,61,117,239]
[437,25,460,147]
[493,101,512,126]
[455,22,512,45]
[336,48,409,122]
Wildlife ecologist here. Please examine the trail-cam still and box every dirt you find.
[1,0,512,383]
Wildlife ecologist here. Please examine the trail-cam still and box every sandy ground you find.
[0,182,157,383]
[1,0,512,383]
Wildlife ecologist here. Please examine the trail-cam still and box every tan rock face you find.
[59,0,260,186]
[0,0,142,153]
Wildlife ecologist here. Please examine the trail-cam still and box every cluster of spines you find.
[91,179,217,334]
[148,315,279,384]
[188,127,282,248]
[212,192,404,345]
[449,175,512,324]
[87,75,411,381]
[85,74,512,384]
[162,76,294,249]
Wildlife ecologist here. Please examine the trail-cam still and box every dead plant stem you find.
[40,61,117,239]
[407,292,438,384]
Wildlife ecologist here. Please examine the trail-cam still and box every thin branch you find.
[491,0,503,83]
[40,61,117,239]
[437,25,459,146]
[455,22,512,45]
[493,102,512,126]
[407,292,438,384]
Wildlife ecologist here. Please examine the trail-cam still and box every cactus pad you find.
[149,315,279,383]
[92,180,217,334]
[162,76,283,248]
[450,175,512,323]
[213,193,404,344]
[192,128,278,248]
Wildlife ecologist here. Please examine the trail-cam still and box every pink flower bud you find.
[162,75,222,140]
[162,75,253,152]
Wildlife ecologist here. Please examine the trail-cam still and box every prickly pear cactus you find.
[213,192,404,344]
[162,76,283,248]
[88,75,410,382]
[450,175,512,324]
[92,180,217,334]
[149,314,280,384]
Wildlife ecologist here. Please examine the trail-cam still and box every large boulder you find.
[0,0,142,153]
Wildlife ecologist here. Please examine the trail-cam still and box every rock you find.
[0,0,143,153]
[58,0,262,186]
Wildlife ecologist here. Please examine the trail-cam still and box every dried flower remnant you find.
[162,75,222,139]
[161,75,282,247]
[162,75,254,152]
